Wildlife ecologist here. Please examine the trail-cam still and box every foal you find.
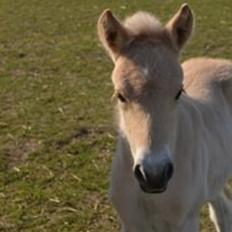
[98,4,232,232]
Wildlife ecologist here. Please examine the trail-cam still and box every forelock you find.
[124,12,163,36]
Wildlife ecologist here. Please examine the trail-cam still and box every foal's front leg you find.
[208,185,232,232]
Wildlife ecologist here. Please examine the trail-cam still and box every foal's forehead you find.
[112,57,147,93]
[112,42,182,94]
[113,42,182,85]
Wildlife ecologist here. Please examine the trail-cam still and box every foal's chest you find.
[139,191,190,230]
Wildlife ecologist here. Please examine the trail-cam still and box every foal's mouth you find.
[140,183,168,194]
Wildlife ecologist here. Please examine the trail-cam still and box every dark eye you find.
[117,93,127,103]
[175,89,183,100]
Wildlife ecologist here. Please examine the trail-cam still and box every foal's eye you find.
[175,89,183,100]
[117,93,127,103]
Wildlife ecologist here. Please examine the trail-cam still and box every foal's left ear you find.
[97,9,129,62]
[165,4,194,51]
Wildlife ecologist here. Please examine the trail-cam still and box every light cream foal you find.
[97,4,232,232]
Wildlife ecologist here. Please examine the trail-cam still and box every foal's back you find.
[182,58,232,108]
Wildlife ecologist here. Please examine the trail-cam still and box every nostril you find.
[134,164,147,183]
[165,163,174,181]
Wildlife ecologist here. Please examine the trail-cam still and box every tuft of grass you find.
[0,0,231,231]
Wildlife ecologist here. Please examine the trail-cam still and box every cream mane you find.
[124,12,163,36]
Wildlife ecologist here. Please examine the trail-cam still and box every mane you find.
[124,11,163,36]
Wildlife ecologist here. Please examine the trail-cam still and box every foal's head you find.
[98,4,193,193]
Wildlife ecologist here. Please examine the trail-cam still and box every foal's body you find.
[98,4,232,232]
[111,58,232,231]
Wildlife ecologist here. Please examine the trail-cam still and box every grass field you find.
[0,0,232,231]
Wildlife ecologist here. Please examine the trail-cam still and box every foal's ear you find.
[97,9,129,62]
[165,4,194,51]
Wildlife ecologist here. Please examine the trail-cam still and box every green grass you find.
[0,0,232,231]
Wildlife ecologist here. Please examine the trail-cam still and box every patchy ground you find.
[0,0,232,231]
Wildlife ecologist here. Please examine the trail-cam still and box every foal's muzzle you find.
[134,162,174,193]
